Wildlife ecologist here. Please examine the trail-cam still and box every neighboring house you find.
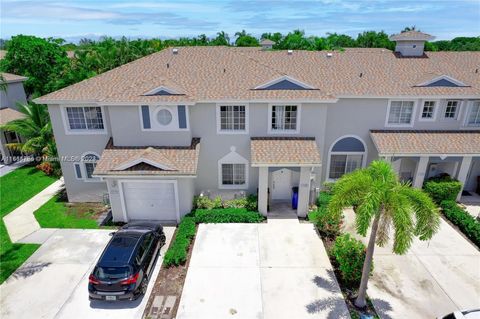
[35,31,480,223]
[0,72,27,164]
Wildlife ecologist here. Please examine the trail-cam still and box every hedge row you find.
[163,217,196,267]
[423,180,462,204]
[440,200,480,248]
[309,191,342,238]
[194,208,264,223]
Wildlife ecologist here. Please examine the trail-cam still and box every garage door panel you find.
[123,182,177,221]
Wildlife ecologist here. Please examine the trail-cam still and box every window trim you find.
[61,105,107,135]
[385,99,417,128]
[326,135,368,182]
[267,103,301,134]
[418,99,439,122]
[463,100,480,127]
[442,100,462,121]
[138,105,190,132]
[217,146,249,190]
[79,151,101,182]
[216,103,249,134]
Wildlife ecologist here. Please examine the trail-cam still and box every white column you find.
[413,156,429,188]
[391,158,402,175]
[258,166,269,216]
[456,156,473,201]
[297,166,312,218]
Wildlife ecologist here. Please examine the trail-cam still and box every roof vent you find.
[326,52,333,58]
[287,49,293,55]
[172,48,179,54]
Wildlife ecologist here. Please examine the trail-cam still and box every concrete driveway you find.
[177,219,350,319]
[343,209,480,319]
[0,227,174,319]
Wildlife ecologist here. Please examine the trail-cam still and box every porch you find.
[250,137,322,218]
[370,130,480,199]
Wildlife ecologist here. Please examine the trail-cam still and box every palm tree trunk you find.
[354,211,381,309]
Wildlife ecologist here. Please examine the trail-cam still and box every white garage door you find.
[123,181,177,221]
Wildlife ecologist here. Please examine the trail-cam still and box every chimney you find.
[389,30,435,57]
[260,38,275,50]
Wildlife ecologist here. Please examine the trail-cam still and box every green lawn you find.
[34,195,100,229]
[0,165,58,283]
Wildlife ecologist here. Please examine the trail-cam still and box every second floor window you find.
[444,100,459,119]
[421,101,436,119]
[467,101,480,126]
[271,105,297,131]
[220,105,246,131]
[387,101,414,125]
[66,107,104,130]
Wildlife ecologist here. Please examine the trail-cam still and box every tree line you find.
[1,29,479,98]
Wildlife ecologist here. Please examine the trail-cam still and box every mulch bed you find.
[320,234,379,319]
[143,226,197,319]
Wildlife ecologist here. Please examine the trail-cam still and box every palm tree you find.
[328,160,440,308]
[0,102,54,157]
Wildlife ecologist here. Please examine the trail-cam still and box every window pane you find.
[222,164,234,184]
[388,101,413,124]
[445,101,458,118]
[85,162,96,179]
[345,155,363,173]
[233,164,246,185]
[467,102,480,125]
[84,107,104,129]
[329,155,347,179]
[66,107,86,130]
[272,105,297,130]
[220,105,245,131]
[421,101,435,118]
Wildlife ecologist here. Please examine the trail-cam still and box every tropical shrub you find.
[316,191,333,207]
[440,200,480,247]
[308,207,342,238]
[163,217,196,267]
[193,195,223,210]
[330,233,371,287]
[194,208,264,223]
[423,177,462,204]
[223,195,258,211]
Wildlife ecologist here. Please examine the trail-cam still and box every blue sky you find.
[1,0,479,42]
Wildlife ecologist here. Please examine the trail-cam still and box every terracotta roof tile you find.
[94,138,200,176]
[250,137,321,166]
[36,46,480,104]
[1,72,27,83]
[389,31,435,41]
[370,130,480,155]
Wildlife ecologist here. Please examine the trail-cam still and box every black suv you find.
[88,221,166,301]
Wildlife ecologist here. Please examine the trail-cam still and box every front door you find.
[271,168,292,200]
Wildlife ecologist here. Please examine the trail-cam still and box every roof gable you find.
[416,75,468,88]
[143,85,184,96]
[114,147,177,171]
[254,75,315,90]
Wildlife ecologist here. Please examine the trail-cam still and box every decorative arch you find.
[326,135,367,180]
[80,151,101,181]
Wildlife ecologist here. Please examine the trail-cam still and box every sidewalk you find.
[3,178,64,243]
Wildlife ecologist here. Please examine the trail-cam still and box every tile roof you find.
[370,130,480,155]
[0,107,25,125]
[250,137,321,166]
[93,138,200,176]
[35,46,480,104]
[389,31,435,41]
[1,72,27,83]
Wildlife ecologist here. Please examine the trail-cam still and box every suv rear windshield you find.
[94,266,131,280]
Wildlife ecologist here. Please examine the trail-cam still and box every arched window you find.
[328,136,367,179]
[82,152,100,180]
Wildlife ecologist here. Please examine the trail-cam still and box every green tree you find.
[275,30,314,50]
[356,31,395,50]
[0,35,69,97]
[0,103,54,157]
[328,160,440,308]
[211,31,230,45]
[234,30,259,47]
[325,33,356,49]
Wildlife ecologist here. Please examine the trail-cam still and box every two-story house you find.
[35,31,480,223]
[0,72,28,164]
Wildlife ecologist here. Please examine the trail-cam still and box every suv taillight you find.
[89,274,100,285]
[120,272,139,285]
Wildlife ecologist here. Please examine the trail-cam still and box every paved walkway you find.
[343,208,480,319]
[177,218,350,319]
[3,178,64,243]
[0,159,31,177]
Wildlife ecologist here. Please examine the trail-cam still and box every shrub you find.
[322,181,335,194]
[440,200,480,247]
[193,195,223,210]
[194,208,264,223]
[194,194,258,211]
[423,180,462,204]
[163,217,196,267]
[36,162,54,175]
[316,191,333,208]
[308,206,342,238]
[330,233,371,287]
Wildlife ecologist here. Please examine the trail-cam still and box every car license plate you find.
[105,295,116,301]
